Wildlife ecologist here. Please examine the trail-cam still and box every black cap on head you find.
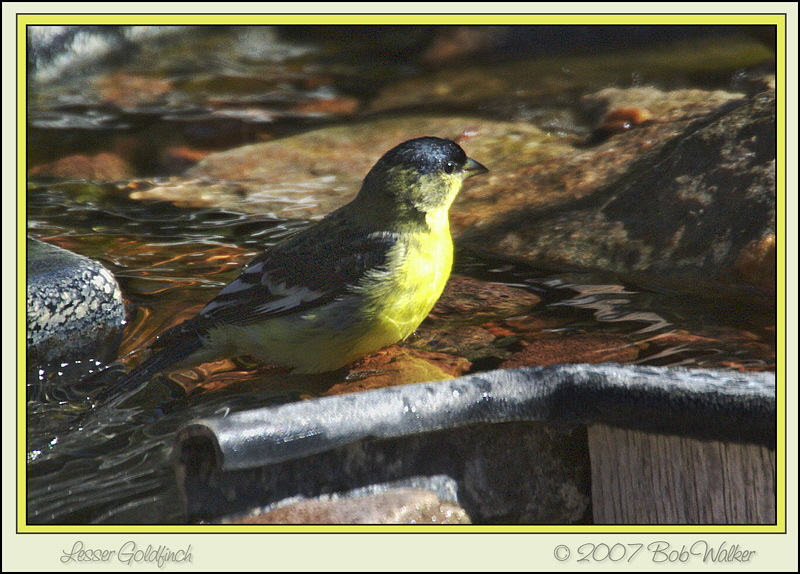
[375,137,469,175]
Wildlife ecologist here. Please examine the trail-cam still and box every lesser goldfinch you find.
[117,137,487,389]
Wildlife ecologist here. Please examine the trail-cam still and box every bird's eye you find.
[443,161,456,174]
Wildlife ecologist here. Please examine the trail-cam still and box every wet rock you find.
[581,86,739,128]
[27,237,126,374]
[134,64,774,304]
[417,26,765,66]
[289,95,360,117]
[174,84,749,237]
[586,105,654,144]
[28,152,133,180]
[731,233,776,292]
[223,488,471,525]
[500,333,640,369]
[97,72,173,107]
[369,35,771,113]
[375,275,535,366]
[452,87,747,232]
[126,178,281,213]
[159,145,213,173]
[407,275,543,367]
[180,115,522,218]
[460,87,776,302]
[321,346,471,396]
[638,328,775,372]
[421,26,501,66]
[413,325,499,362]
[428,274,541,323]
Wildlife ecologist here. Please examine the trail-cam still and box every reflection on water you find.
[26,183,775,523]
[459,256,775,372]
[548,282,672,333]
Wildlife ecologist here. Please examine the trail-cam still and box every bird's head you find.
[356,137,488,224]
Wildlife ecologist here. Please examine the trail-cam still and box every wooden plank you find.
[588,424,776,524]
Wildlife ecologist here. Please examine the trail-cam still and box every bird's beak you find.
[462,157,489,179]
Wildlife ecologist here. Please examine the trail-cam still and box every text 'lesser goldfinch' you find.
[118,137,488,388]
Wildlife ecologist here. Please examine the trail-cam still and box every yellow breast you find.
[354,208,454,350]
[201,209,454,373]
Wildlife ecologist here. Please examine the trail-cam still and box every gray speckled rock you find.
[27,237,125,372]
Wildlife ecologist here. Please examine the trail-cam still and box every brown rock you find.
[637,328,775,372]
[28,152,133,180]
[224,489,471,524]
[97,72,172,107]
[180,116,541,217]
[413,325,496,356]
[159,146,212,172]
[731,233,776,291]
[421,26,497,65]
[290,96,360,116]
[406,275,543,366]
[429,275,541,323]
[370,36,770,113]
[461,87,776,302]
[322,346,470,396]
[500,333,639,369]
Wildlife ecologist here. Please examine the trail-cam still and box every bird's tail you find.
[105,335,204,397]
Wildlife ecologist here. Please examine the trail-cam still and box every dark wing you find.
[154,212,399,345]
[109,211,399,395]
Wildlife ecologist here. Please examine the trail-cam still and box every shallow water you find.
[25,183,775,524]
[25,25,775,524]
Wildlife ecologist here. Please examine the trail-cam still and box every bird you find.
[114,136,488,390]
